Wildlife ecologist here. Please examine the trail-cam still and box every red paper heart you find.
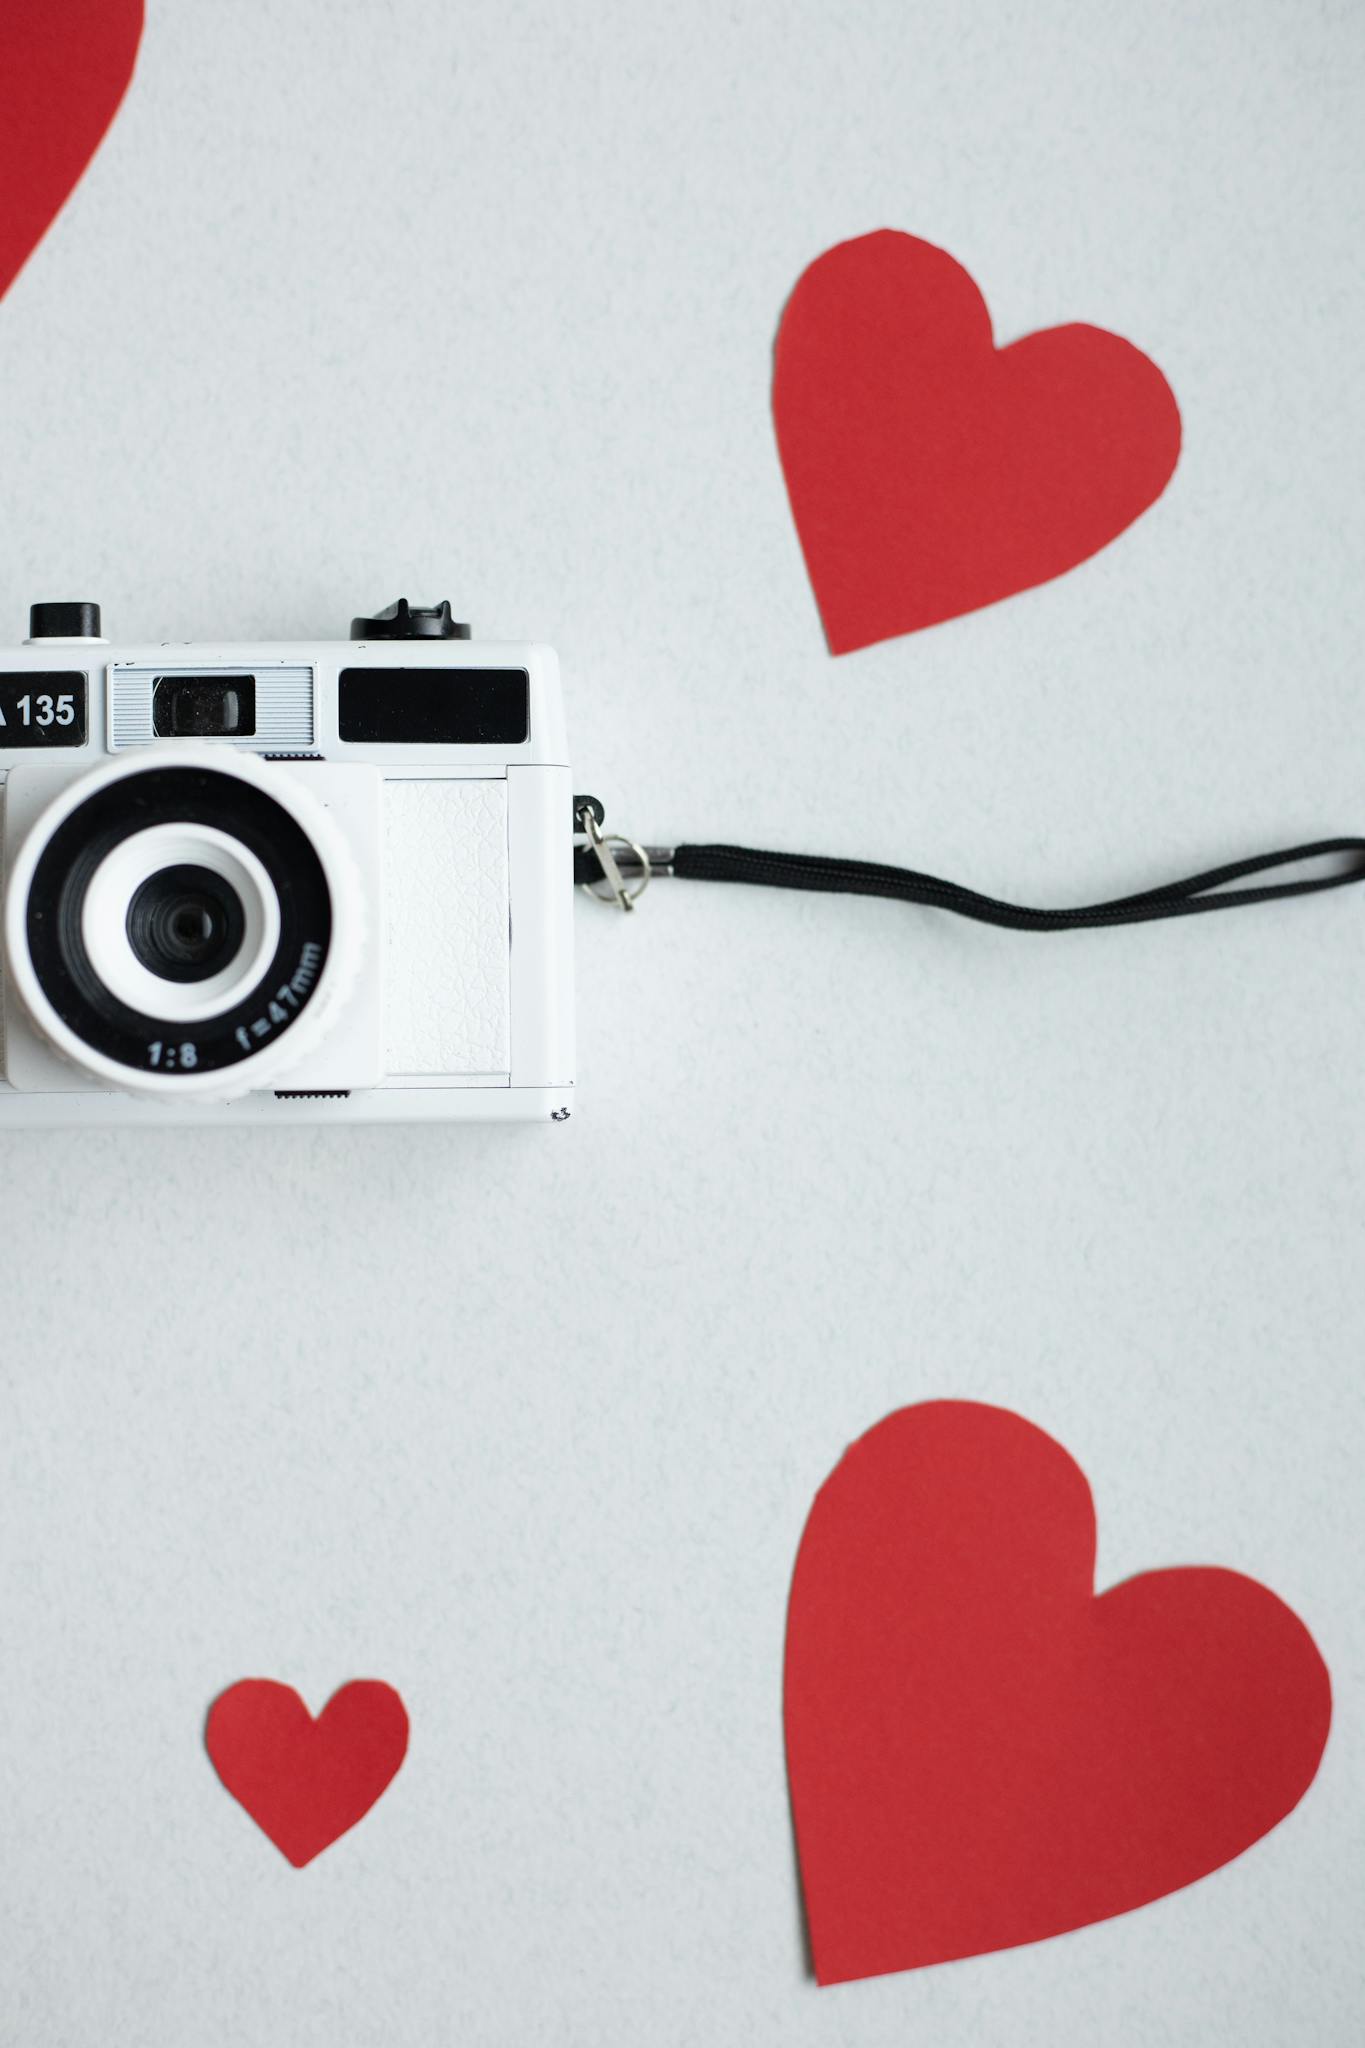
[0,1,145,304]
[785,1402,1331,1984]
[773,231,1182,653]
[205,1679,409,1867]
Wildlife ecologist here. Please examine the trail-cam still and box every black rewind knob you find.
[349,598,470,641]
[30,601,102,639]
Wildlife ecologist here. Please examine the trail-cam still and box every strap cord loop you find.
[576,833,1365,932]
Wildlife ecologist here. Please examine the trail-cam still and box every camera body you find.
[0,603,574,1125]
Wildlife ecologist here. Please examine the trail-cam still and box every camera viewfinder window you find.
[152,676,257,738]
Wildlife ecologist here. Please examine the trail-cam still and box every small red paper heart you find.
[0,1,145,304]
[773,230,1182,653]
[205,1679,409,1867]
[785,1402,1331,1984]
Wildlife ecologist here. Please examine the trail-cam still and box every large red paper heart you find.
[773,231,1182,653]
[0,1,145,304]
[785,1402,1331,1984]
[205,1679,409,1867]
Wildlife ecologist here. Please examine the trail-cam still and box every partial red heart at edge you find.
[785,1401,1331,1985]
[773,230,1182,653]
[206,1679,409,1867]
[0,1,145,304]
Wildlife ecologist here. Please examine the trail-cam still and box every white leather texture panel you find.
[382,779,510,1077]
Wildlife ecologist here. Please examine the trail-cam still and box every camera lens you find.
[3,751,360,1096]
[125,864,246,983]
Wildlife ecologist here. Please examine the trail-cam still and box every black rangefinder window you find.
[338,667,529,745]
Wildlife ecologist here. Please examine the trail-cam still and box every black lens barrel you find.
[125,864,246,983]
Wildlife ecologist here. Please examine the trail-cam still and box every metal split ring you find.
[581,806,652,911]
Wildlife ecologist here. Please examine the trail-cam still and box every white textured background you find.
[1,1,1363,2042]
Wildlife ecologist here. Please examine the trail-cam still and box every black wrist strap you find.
[575,834,1365,932]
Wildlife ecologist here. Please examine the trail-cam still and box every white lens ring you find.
[3,746,364,1100]
[81,825,281,1026]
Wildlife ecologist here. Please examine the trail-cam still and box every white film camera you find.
[0,600,574,1125]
